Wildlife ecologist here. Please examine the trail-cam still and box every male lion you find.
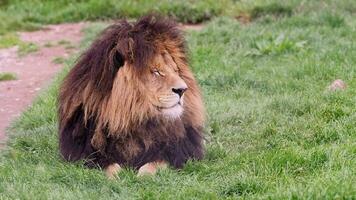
[58,15,205,178]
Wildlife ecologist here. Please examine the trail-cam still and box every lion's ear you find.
[112,49,125,69]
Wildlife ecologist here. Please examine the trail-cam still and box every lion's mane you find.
[58,15,205,170]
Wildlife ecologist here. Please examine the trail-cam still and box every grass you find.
[52,57,66,64]
[17,42,39,57]
[0,33,39,56]
[249,3,293,19]
[1,0,356,199]
[43,42,54,48]
[43,41,76,50]
[0,72,17,81]
[0,0,229,34]
[57,40,71,46]
[0,0,319,34]
[1,0,355,35]
[57,40,77,50]
[0,33,23,49]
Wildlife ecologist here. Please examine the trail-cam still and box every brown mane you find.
[58,15,205,170]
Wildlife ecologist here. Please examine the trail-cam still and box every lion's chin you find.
[160,104,183,119]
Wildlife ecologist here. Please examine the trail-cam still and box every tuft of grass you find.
[52,57,66,64]
[43,42,54,48]
[0,0,9,7]
[245,33,307,56]
[57,40,76,50]
[0,72,17,81]
[57,40,71,46]
[321,13,345,28]
[17,42,39,57]
[0,33,23,49]
[0,33,39,56]
[250,3,293,19]
[64,44,76,50]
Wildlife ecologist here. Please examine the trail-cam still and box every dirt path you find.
[0,23,86,145]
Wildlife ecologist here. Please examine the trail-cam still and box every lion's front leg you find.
[105,163,122,179]
[137,160,168,176]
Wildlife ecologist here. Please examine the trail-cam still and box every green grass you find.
[0,0,229,34]
[0,33,39,56]
[17,42,39,57]
[57,40,77,50]
[1,1,356,199]
[57,40,71,46]
[0,0,320,34]
[0,72,17,81]
[0,33,23,49]
[52,57,66,64]
[43,42,54,48]
[1,0,355,35]
[249,3,293,19]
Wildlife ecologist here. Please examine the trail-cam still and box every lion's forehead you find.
[151,51,178,72]
[163,51,178,70]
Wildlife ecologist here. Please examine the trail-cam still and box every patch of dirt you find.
[0,22,86,145]
[235,13,252,24]
[181,23,205,31]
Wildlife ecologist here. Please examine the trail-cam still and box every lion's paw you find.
[137,161,168,177]
[105,163,122,179]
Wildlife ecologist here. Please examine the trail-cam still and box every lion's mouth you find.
[156,102,181,110]
[156,101,183,118]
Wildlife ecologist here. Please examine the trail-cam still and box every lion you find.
[58,15,205,178]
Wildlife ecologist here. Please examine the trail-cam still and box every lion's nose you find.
[172,87,187,97]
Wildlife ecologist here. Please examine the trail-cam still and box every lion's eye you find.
[153,69,163,76]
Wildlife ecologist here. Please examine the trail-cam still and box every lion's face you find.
[143,50,187,118]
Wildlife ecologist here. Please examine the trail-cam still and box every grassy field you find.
[1,0,356,199]
[0,0,227,34]
[0,0,304,34]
